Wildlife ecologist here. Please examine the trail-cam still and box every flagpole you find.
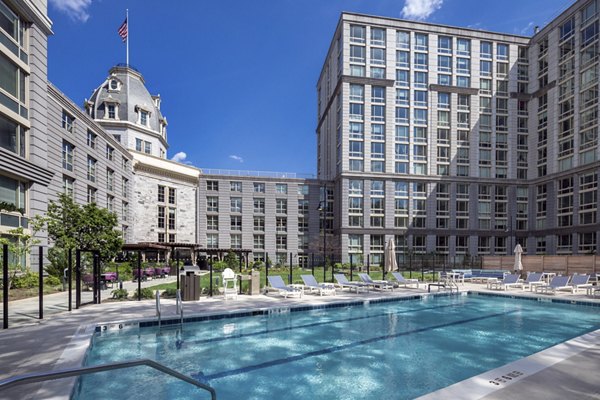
[126,9,129,66]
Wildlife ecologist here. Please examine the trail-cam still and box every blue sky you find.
[48,0,574,175]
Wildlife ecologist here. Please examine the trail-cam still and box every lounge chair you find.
[535,275,571,294]
[391,272,421,289]
[568,274,592,294]
[334,274,369,293]
[267,276,303,298]
[301,275,335,296]
[513,272,544,291]
[358,273,394,291]
[487,273,521,290]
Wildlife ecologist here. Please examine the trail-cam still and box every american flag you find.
[118,18,128,42]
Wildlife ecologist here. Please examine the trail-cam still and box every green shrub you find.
[11,272,39,289]
[162,287,178,298]
[44,276,61,286]
[133,287,155,299]
[111,288,128,300]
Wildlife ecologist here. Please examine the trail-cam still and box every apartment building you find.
[317,0,599,262]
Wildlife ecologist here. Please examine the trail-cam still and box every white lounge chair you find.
[301,274,335,296]
[567,274,592,294]
[535,275,571,295]
[358,273,394,291]
[391,272,420,288]
[487,274,521,290]
[334,274,369,293]
[222,268,238,300]
[513,272,544,291]
[267,276,303,298]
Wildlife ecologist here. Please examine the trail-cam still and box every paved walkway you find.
[0,282,598,399]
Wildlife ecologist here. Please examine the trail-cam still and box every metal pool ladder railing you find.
[156,290,162,329]
[0,358,216,399]
[176,289,184,328]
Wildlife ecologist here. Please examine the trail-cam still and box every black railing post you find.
[38,246,43,319]
[68,248,72,312]
[367,254,370,275]
[176,250,180,292]
[289,253,293,284]
[75,249,81,309]
[137,250,142,301]
[209,262,213,297]
[350,254,354,281]
[310,253,314,277]
[3,244,8,329]
[95,252,101,305]
[266,253,270,285]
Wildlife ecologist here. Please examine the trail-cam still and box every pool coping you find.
[56,290,599,400]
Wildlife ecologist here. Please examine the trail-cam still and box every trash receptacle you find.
[180,274,200,301]
[249,270,260,295]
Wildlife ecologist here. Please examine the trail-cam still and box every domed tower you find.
[86,64,168,158]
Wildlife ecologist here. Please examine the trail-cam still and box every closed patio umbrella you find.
[514,243,523,274]
[385,238,397,274]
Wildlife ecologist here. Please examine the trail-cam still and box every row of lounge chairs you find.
[266,272,424,298]
[486,273,594,295]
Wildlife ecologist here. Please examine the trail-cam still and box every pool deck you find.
[0,282,599,399]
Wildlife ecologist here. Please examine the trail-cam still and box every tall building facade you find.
[317,0,599,263]
[0,0,53,266]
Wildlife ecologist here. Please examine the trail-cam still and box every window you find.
[396,50,409,68]
[107,104,116,119]
[456,58,470,74]
[207,196,218,212]
[276,216,287,232]
[168,207,176,230]
[370,47,385,65]
[414,33,428,50]
[414,52,428,69]
[350,45,365,63]
[276,235,287,250]
[396,31,410,48]
[122,178,128,198]
[106,144,114,161]
[230,181,242,192]
[438,55,452,73]
[254,198,265,213]
[480,41,492,58]
[106,169,114,191]
[456,76,470,88]
[350,84,364,101]
[87,156,96,182]
[168,187,176,204]
[249,217,264,235]
[87,130,96,148]
[414,71,427,88]
[253,182,265,193]
[276,198,287,214]
[135,138,142,152]
[207,215,219,231]
[63,176,74,197]
[350,25,366,43]
[230,197,242,213]
[370,28,386,46]
[457,38,470,56]
[438,74,451,86]
[230,234,242,249]
[231,215,242,231]
[62,111,74,133]
[144,141,151,154]
[62,141,74,171]
[438,36,452,54]
[121,201,128,221]
[139,110,148,126]
[87,186,96,204]
[106,195,114,212]
[253,234,265,250]
[158,185,165,202]
[371,86,385,103]
[207,180,218,191]
[371,105,385,121]
[497,43,508,60]
[207,234,218,249]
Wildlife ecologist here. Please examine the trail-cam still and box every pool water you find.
[76,294,600,399]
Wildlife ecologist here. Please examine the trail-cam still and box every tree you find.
[223,251,239,270]
[0,226,41,287]
[44,194,123,263]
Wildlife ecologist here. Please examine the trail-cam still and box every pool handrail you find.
[0,358,217,399]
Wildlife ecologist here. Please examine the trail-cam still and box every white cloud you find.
[401,0,443,21]
[49,0,92,23]
[520,22,535,35]
[171,151,187,163]
[229,155,244,163]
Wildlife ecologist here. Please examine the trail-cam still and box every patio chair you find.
[513,272,544,291]
[333,274,369,293]
[487,273,521,290]
[391,272,421,289]
[267,275,303,298]
[568,274,592,294]
[82,274,94,290]
[301,275,335,296]
[358,273,394,291]
[534,275,571,295]
[222,268,238,300]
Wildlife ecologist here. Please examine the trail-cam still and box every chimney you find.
[534,26,540,34]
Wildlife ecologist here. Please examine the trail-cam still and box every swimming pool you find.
[75,294,600,399]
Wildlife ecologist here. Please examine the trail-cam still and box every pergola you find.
[194,248,253,269]
[121,242,170,301]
